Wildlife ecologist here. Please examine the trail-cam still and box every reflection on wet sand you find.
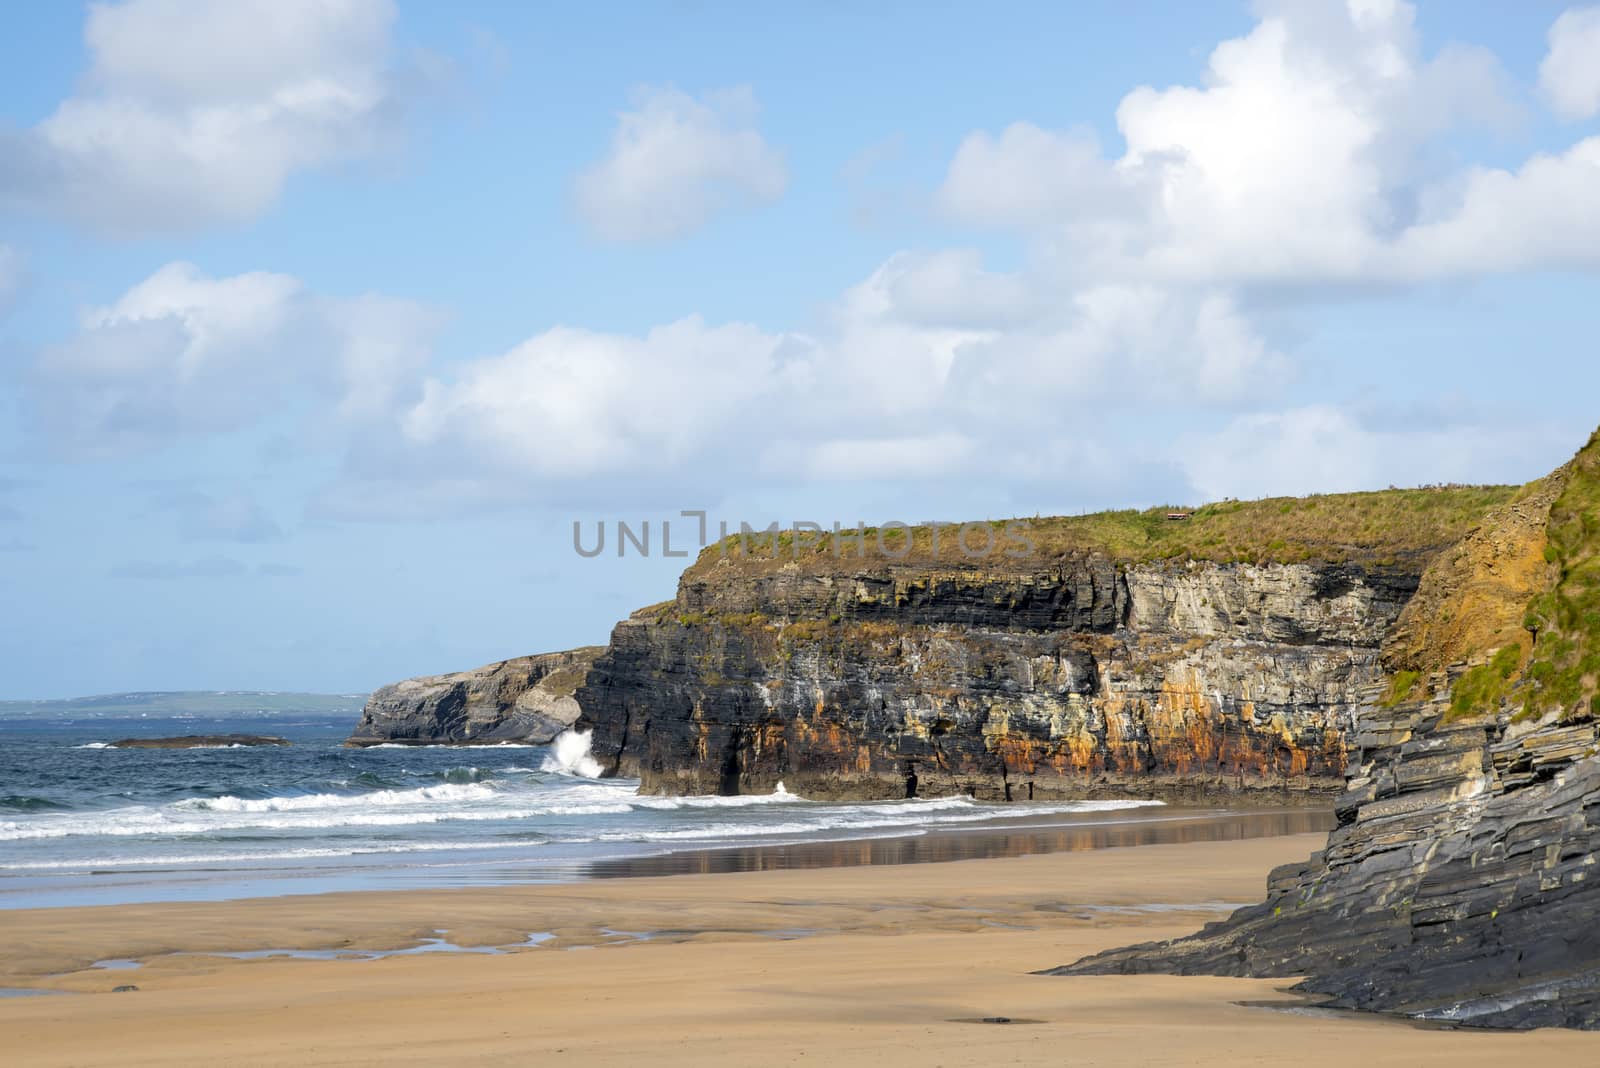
[586,807,1335,880]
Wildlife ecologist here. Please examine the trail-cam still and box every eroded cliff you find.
[1054,432,1600,1029]
[573,489,1508,802]
[347,647,603,747]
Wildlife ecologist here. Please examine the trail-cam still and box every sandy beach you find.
[4,831,1599,1066]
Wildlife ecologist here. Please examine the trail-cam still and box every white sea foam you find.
[628,787,802,811]
[73,742,112,749]
[590,797,1164,843]
[178,782,501,813]
[0,839,550,871]
[363,742,538,749]
[0,778,638,840]
[540,729,603,778]
[0,780,1164,844]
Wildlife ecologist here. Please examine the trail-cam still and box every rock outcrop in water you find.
[1053,431,1600,1030]
[346,648,603,747]
[572,492,1505,802]
[109,735,290,748]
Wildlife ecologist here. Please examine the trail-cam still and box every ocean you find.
[0,714,1213,909]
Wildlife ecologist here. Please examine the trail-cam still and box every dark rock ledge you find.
[108,735,291,749]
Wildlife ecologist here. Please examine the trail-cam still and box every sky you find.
[1,0,1598,698]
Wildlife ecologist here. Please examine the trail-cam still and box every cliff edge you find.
[1052,430,1600,1029]
[573,488,1509,802]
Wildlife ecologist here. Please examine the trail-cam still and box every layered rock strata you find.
[346,648,603,747]
[1055,436,1600,1030]
[1056,684,1600,1028]
[574,558,1424,802]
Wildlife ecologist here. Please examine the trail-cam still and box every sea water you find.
[0,714,1165,908]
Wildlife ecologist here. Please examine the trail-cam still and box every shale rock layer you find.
[575,558,1423,802]
[347,648,603,747]
[1056,434,1600,1030]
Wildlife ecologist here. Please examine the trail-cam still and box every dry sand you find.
[4,832,1598,1066]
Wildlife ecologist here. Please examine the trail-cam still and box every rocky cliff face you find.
[347,648,602,747]
[1055,436,1600,1029]
[574,557,1424,802]
[1057,682,1600,1028]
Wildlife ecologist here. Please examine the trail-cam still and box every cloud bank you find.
[0,0,410,235]
[21,1,1600,515]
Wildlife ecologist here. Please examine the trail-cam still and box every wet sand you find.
[5,830,1600,1066]
[579,804,1332,879]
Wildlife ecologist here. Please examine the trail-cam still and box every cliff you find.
[347,647,603,747]
[573,488,1510,802]
[1053,431,1600,1029]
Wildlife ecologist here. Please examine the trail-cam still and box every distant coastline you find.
[0,691,366,720]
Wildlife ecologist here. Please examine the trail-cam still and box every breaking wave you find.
[1,728,1170,894]
[540,729,603,778]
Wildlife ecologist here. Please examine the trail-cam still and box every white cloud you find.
[343,250,1280,500]
[1541,7,1600,120]
[1178,405,1575,501]
[934,0,1596,285]
[574,86,787,241]
[411,1,1573,504]
[864,249,1039,330]
[399,316,788,477]
[789,433,978,483]
[32,262,439,455]
[1391,137,1600,274]
[25,2,1593,522]
[938,123,1132,230]
[1,0,407,235]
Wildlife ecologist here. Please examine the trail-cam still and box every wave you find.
[177,782,502,814]
[362,742,539,749]
[70,741,264,750]
[430,767,497,785]
[627,785,804,811]
[540,730,602,778]
[0,803,620,840]
[0,795,71,813]
[0,755,1163,849]
[0,778,643,840]
[0,838,545,871]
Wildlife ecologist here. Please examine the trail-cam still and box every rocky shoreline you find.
[345,648,602,748]
[1053,432,1600,1029]
[345,428,1600,1029]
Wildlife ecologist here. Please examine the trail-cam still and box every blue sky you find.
[1,0,1598,698]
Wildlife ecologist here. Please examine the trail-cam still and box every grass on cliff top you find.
[686,484,1517,577]
[1518,429,1600,722]
[1416,428,1600,724]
